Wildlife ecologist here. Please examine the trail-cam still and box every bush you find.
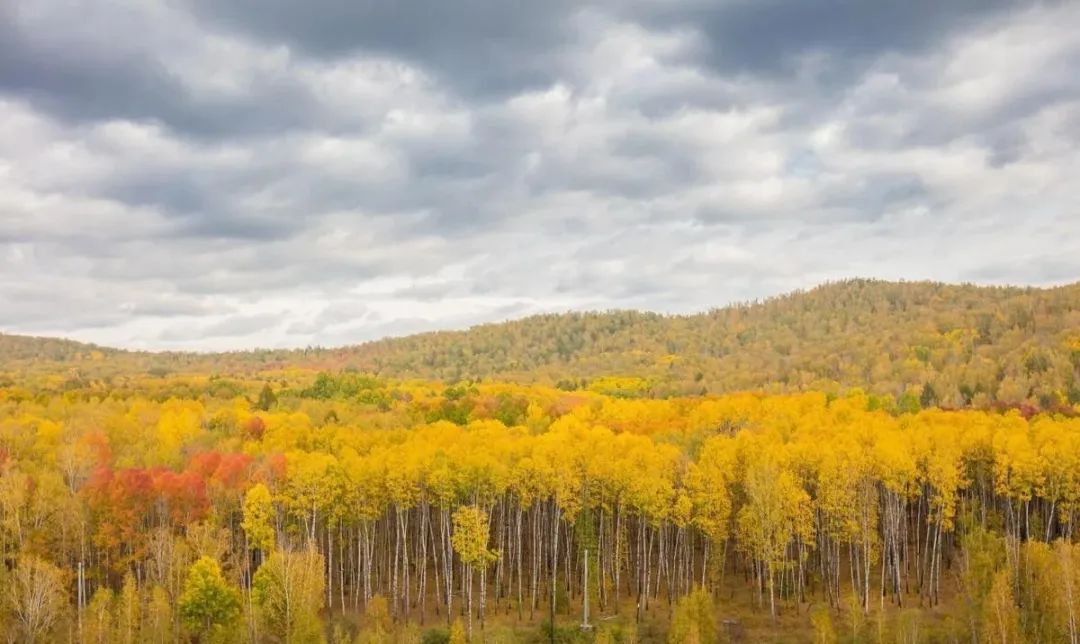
[421,628,449,644]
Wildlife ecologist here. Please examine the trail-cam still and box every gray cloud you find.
[0,0,1077,350]
[640,0,1019,77]
[183,0,579,98]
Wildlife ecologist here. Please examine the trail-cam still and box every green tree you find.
[257,383,278,411]
[178,556,241,642]
[920,382,939,408]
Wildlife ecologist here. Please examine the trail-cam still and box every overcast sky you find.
[2,1,1079,350]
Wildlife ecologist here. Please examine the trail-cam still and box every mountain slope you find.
[3,279,1079,405]
[325,278,1080,404]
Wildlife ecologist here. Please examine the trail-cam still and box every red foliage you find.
[210,453,254,491]
[989,401,1041,420]
[188,451,223,478]
[85,466,157,557]
[244,416,267,440]
[152,469,209,526]
[85,461,211,563]
[82,430,112,467]
[254,453,287,489]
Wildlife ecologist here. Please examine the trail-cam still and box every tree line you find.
[5,279,1080,410]
[1,376,1080,642]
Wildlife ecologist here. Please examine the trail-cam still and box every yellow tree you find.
[114,572,140,644]
[242,483,276,554]
[6,555,68,644]
[684,436,734,588]
[452,505,497,639]
[736,456,812,621]
[252,547,326,644]
[983,569,1020,644]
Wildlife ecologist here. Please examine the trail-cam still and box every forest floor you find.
[327,575,967,643]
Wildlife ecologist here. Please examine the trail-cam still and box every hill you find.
[3,278,1080,406]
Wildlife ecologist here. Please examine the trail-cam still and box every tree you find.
[84,587,114,644]
[810,605,836,644]
[920,383,939,408]
[448,618,467,644]
[257,384,278,411]
[6,555,67,643]
[243,483,276,553]
[452,505,498,639]
[1054,540,1080,644]
[736,458,812,621]
[667,588,716,644]
[178,556,241,642]
[984,569,1020,644]
[355,594,391,644]
[252,548,325,644]
[145,585,173,644]
[114,572,140,644]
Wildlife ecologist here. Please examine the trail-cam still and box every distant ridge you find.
[3,279,1080,405]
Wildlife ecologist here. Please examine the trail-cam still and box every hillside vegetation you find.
[3,278,1080,642]
[4,279,1080,408]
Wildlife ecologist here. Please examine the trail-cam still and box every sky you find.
[1,0,1079,351]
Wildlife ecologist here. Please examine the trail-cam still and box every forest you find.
[1,280,1080,642]
[4,279,1080,408]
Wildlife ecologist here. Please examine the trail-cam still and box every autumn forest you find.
[3,280,1080,643]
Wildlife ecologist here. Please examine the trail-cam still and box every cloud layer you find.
[1,0,1078,350]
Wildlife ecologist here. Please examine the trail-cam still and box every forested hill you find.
[3,279,1080,407]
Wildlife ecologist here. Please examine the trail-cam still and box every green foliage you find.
[257,382,278,410]
[3,280,1080,644]
[536,620,594,644]
[302,372,381,400]
[421,627,450,644]
[8,280,1080,409]
[896,390,921,414]
[919,382,938,408]
[178,556,241,641]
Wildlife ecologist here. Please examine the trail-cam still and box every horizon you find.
[2,1,1079,351]
[4,275,1076,354]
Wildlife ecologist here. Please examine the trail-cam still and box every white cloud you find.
[0,0,1077,350]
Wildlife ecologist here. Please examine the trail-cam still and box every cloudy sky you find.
[2,0,1078,350]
